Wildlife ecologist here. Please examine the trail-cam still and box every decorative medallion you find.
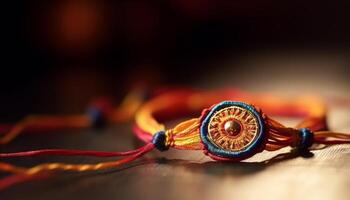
[200,101,265,160]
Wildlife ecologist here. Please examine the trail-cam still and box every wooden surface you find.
[1,52,350,200]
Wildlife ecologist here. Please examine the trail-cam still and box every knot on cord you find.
[152,131,169,151]
[297,128,314,150]
[86,98,113,128]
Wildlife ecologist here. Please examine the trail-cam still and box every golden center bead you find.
[224,120,241,136]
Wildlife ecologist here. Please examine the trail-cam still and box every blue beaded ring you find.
[298,128,314,150]
[152,131,169,152]
[200,101,266,160]
[87,106,106,127]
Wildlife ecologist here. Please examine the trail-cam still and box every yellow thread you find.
[2,159,130,176]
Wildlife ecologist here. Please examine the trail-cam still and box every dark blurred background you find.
[1,1,350,199]
[2,0,350,121]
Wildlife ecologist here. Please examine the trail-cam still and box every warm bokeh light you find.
[1,1,350,199]
[45,1,110,56]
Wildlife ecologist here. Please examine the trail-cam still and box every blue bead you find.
[298,128,314,150]
[87,106,106,128]
[152,131,168,151]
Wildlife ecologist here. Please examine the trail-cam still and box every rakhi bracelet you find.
[0,88,350,190]
[133,89,349,161]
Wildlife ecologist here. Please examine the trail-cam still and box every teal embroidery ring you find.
[200,101,266,160]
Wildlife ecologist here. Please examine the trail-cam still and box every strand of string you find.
[0,143,154,175]
[0,143,155,190]
[265,116,350,151]
[0,89,146,145]
[0,90,148,190]
[0,145,150,158]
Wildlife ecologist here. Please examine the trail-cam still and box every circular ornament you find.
[200,101,265,160]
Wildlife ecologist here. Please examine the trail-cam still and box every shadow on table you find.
[63,148,315,181]
[152,149,314,176]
